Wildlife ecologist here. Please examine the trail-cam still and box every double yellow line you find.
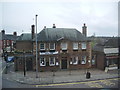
[34,77,120,87]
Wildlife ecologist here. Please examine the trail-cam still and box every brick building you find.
[32,24,92,71]
[92,37,119,70]
[1,30,18,55]
[15,24,92,71]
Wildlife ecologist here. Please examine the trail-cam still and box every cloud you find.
[1,1,118,36]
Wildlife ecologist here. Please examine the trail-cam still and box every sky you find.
[0,0,119,36]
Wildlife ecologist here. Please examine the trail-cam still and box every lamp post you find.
[35,14,38,78]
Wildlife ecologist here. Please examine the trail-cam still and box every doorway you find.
[61,59,67,69]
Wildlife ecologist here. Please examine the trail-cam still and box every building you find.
[92,37,119,70]
[15,24,92,71]
[1,30,18,55]
[32,24,92,71]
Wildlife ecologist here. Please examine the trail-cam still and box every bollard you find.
[86,71,91,79]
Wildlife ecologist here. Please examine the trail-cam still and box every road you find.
[34,77,120,88]
[2,77,119,88]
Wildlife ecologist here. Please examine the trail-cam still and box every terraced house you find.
[32,24,92,71]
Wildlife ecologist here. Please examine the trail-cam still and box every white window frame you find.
[49,57,55,66]
[49,43,55,50]
[40,57,46,66]
[3,40,6,47]
[73,56,78,65]
[61,42,67,50]
[81,56,86,64]
[73,42,78,50]
[40,43,45,50]
[82,42,86,49]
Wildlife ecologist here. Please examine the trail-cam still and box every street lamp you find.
[35,14,38,78]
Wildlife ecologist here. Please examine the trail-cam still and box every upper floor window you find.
[49,43,55,50]
[61,42,67,50]
[49,57,55,66]
[40,43,45,50]
[81,42,86,49]
[40,57,46,66]
[81,56,86,64]
[73,42,78,50]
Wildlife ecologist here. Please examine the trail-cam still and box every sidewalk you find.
[2,63,119,85]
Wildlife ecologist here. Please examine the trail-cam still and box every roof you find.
[104,37,119,48]
[35,28,89,42]
[17,33,31,41]
[2,34,18,41]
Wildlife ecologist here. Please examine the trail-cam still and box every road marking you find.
[85,82,103,88]
[34,77,120,87]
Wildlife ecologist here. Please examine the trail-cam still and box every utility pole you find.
[35,14,38,78]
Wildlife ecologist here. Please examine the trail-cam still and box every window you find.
[11,41,14,48]
[49,43,55,50]
[81,56,86,64]
[73,57,78,65]
[92,56,95,65]
[82,42,86,49]
[61,42,67,50]
[40,57,46,66]
[49,57,55,66]
[40,43,45,50]
[7,40,9,46]
[73,43,78,50]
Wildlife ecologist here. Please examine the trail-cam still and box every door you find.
[26,58,33,71]
[61,59,67,69]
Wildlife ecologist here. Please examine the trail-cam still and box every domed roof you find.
[36,28,89,42]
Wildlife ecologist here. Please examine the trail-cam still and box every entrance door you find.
[26,58,33,71]
[61,59,67,69]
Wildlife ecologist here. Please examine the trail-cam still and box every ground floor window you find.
[81,56,86,64]
[92,55,95,65]
[40,57,46,66]
[73,57,78,65]
[49,57,55,66]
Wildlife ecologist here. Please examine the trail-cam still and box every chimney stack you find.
[31,25,35,39]
[13,32,17,36]
[1,30,5,35]
[44,26,46,29]
[53,24,56,28]
[82,23,87,37]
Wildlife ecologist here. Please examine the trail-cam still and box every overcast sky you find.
[0,0,119,36]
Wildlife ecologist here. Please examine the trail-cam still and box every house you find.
[92,37,119,70]
[1,30,18,55]
[32,24,92,71]
[14,25,35,71]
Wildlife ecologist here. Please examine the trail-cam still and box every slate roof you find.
[17,33,31,41]
[104,37,119,48]
[36,28,89,42]
[2,34,18,41]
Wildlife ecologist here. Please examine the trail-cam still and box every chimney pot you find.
[13,32,17,36]
[53,24,56,28]
[1,30,5,35]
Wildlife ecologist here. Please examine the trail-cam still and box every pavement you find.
[2,62,119,85]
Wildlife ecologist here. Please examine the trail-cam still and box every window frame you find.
[61,42,67,50]
[73,42,78,50]
[40,43,45,50]
[49,43,55,50]
[81,42,86,49]
[49,57,55,66]
[73,56,78,65]
[81,56,86,64]
[40,57,46,66]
